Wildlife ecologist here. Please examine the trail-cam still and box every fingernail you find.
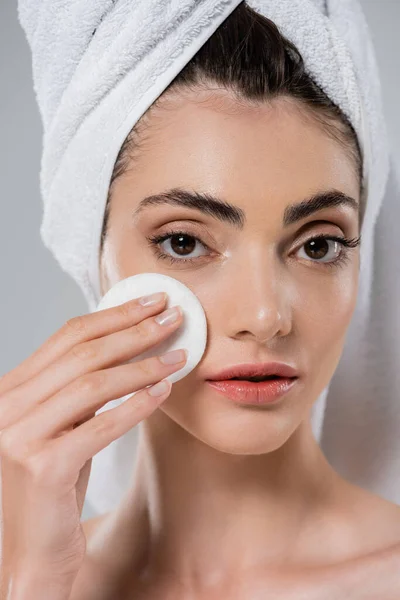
[155,306,181,326]
[159,349,187,365]
[139,292,166,306]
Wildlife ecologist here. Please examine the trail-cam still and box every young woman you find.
[1,3,400,599]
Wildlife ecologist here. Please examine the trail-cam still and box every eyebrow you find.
[132,187,359,229]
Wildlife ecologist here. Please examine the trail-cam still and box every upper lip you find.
[205,362,299,381]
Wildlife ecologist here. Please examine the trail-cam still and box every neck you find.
[115,409,345,593]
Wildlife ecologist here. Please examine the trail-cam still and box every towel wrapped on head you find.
[13,0,400,518]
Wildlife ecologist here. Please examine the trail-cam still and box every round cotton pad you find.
[95,272,207,391]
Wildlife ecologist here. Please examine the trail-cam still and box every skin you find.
[83,87,400,598]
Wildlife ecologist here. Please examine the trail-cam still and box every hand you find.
[0,292,186,592]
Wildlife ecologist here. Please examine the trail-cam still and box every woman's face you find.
[100,88,361,454]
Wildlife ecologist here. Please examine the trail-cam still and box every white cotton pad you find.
[94,273,207,390]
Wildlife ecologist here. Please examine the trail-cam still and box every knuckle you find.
[64,315,88,338]
[115,301,136,320]
[0,430,14,458]
[70,371,106,395]
[91,413,115,437]
[24,451,53,482]
[25,449,73,487]
[133,319,149,338]
[131,390,150,409]
[70,341,97,361]
[137,358,154,379]
[0,430,34,465]
[0,399,11,430]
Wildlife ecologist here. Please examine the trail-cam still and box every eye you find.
[146,229,361,269]
[146,230,211,264]
[295,234,361,268]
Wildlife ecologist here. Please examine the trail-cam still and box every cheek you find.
[295,264,359,354]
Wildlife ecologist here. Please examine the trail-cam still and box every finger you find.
[8,379,172,490]
[0,350,187,457]
[10,305,183,413]
[0,293,167,396]
[0,301,182,427]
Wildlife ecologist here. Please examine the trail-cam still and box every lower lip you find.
[206,377,298,405]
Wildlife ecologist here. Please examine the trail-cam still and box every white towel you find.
[7,0,398,524]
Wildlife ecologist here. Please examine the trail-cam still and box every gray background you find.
[0,2,399,521]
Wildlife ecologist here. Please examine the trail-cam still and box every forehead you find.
[124,89,359,208]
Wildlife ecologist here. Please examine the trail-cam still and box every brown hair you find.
[100,1,363,255]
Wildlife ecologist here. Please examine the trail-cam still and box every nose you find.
[222,251,293,345]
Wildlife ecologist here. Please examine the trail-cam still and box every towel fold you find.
[8,0,399,523]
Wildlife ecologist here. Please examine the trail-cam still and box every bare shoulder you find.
[325,535,400,599]
[289,483,400,598]
[349,484,400,552]
[327,484,400,596]
[278,492,400,600]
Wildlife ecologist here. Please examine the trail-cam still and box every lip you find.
[205,362,299,381]
[206,377,298,405]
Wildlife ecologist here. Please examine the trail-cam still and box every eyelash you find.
[145,228,361,270]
